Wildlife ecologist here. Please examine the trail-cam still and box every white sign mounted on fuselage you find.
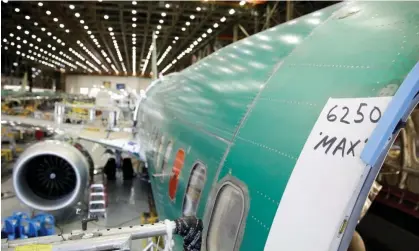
[264,96,392,251]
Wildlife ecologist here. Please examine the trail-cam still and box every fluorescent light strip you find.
[141,43,153,75]
[132,46,136,75]
[111,64,119,74]
[17,11,100,74]
[69,8,110,72]
[69,48,85,61]
[109,29,125,73]
[7,38,74,69]
[161,14,227,73]
[76,61,93,73]
[157,46,172,66]
[78,41,101,66]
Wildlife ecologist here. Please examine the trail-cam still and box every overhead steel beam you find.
[262,1,279,30]
[238,24,249,37]
[254,13,259,34]
[286,0,294,21]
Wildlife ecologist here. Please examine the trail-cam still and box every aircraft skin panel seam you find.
[208,0,346,189]
[201,3,347,249]
[166,114,232,145]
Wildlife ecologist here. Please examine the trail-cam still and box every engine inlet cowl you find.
[13,140,90,212]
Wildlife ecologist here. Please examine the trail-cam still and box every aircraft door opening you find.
[338,63,419,251]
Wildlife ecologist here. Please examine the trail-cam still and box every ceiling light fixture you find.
[186,21,190,26]
[132,10,137,14]
[181,27,186,31]
[159,19,164,24]
[190,15,195,19]
[165,3,170,8]
[132,1,137,5]
[220,16,226,22]
[65,29,70,33]
[132,23,137,27]
[80,20,85,24]
[69,4,75,9]
[15,8,20,12]
[229,9,235,15]
[41,27,46,31]
[161,12,166,17]
[197,7,201,11]
[53,18,58,22]
[213,23,219,28]
[104,15,109,19]
[75,13,80,17]
[17,25,21,30]
[25,15,30,20]
[60,24,64,28]
[46,10,51,15]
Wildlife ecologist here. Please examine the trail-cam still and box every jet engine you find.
[13,140,93,212]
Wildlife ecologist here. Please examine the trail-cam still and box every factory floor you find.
[1,169,152,250]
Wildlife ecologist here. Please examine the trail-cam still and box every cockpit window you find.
[182,162,206,216]
[207,181,246,251]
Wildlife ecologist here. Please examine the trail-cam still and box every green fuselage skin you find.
[137,2,419,250]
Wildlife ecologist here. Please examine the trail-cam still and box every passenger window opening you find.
[182,162,206,216]
[207,181,247,251]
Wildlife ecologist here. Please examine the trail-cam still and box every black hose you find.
[174,217,203,251]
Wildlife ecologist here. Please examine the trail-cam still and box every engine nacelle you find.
[13,140,92,212]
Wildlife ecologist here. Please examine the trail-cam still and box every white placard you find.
[264,97,392,251]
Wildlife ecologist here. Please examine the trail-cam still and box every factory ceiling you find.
[1,1,336,78]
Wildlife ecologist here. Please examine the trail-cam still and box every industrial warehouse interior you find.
[1,1,418,251]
